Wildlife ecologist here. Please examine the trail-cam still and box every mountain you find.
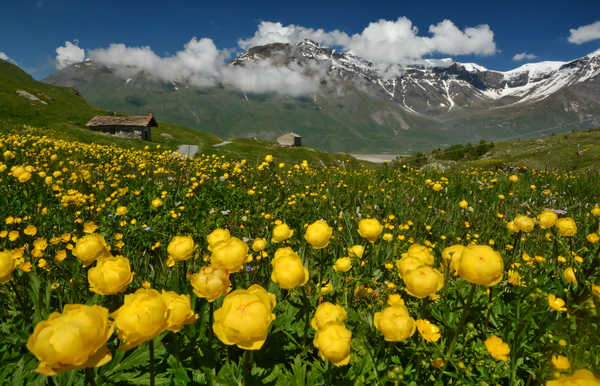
[43,41,600,153]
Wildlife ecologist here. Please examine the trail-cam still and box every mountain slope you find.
[43,42,600,153]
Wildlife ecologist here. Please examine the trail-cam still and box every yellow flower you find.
[72,233,110,267]
[387,294,405,306]
[484,335,510,361]
[320,281,333,295]
[111,288,169,350]
[264,154,273,163]
[402,265,444,299]
[442,244,465,272]
[547,369,600,386]
[210,237,248,273]
[416,319,441,342]
[271,248,309,289]
[311,302,347,330]
[206,228,230,251]
[401,243,435,266]
[313,323,352,366]
[538,210,558,229]
[357,218,383,243]
[432,183,443,192]
[458,200,468,208]
[548,294,567,312]
[395,256,424,278]
[304,220,333,249]
[83,221,98,233]
[189,265,231,302]
[88,255,134,295]
[116,206,128,216]
[457,245,504,286]
[10,165,32,183]
[586,233,600,244]
[212,284,276,350]
[509,174,519,183]
[348,245,365,258]
[251,238,267,252]
[556,218,577,237]
[33,237,48,251]
[161,291,198,332]
[383,233,393,241]
[24,224,38,236]
[333,257,352,272]
[593,285,600,298]
[27,304,113,375]
[0,249,16,283]
[506,221,519,233]
[373,304,416,342]
[167,236,195,267]
[272,223,294,243]
[514,215,535,232]
[563,267,577,284]
[151,198,163,208]
[507,270,524,286]
[551,355,571,371]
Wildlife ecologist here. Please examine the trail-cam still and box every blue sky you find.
[1,0,599,79]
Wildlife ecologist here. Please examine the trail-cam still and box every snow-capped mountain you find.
[43,41,600,153]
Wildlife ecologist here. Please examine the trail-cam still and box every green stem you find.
[85,367,97,386]
[444,285,476,364]
[149,339,155,386]
[509,295,522,385]
[243,350,253,386]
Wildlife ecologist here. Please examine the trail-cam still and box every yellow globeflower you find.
[396,256,424,278]
[111,288,169,350]
[212,284,276,350]
[167,236,195,267]
[161,291,198,332]
[151,198,163,208]
[251,238,267,252]
[373,304,416,342]
[272,223,294,243]
[311,302,347,330]
[210,237,248,273]
[457,245,504,287]
[563,267,577,284]
[348,245,365,258]
[506,221,519,233]
[548,294,567,312]
[556,218,577,237]
[432,183,443,192]
[514,215,535,233]
[416,319,441,342]
[333,257,352,272]
[509,174,519,183]
[458,200,468,208]
[320,281,333,295]
[587,233,600,244]
[484,335,510,361]
[357,218,383,243]
[72,233,110,267]
[592,205,600,216]
[547,369,600,386]
[402,243,435,265]
[304,220,333,249]
[442,244,465,273]
[551,355,571,370]
[313,323,352,366]
[24,224,38,236]
[27,304,113,375]
[593,285,600,298]
[116,206,128,216]
[538,210,558,229]
[87,255,134,295]
[402,265,444,299]
[206,228,230,251]
[271,249,309,289]
[188,265,231,302]
[0,249,16,284]
[10,165,32,183]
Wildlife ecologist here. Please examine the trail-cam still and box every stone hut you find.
[86,114,157,141]
[277,132,302,147]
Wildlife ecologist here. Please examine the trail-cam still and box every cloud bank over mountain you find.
[568,20,600,44]
[56,17,499,96]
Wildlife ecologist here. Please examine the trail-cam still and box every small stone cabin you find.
[86,114,157,141]
[277,132,302,147]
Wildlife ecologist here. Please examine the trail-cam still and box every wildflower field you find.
[1,130,600,386]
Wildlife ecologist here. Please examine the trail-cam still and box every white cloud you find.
[568,21,600,44]
[87,37,319,95]
[512,52,538,61]
[239,18,497,65]
[56,41,85,69]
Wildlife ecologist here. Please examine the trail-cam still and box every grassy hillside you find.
[398,127,600,171]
